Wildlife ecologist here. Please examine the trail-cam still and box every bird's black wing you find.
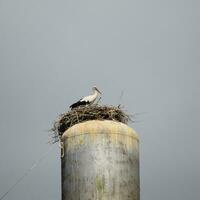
[70,99,90,109]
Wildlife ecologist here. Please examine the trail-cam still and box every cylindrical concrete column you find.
[61,120,139,200]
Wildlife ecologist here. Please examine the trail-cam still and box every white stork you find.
[70,86,102,109]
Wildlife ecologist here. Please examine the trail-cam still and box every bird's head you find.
[92,86,102,94]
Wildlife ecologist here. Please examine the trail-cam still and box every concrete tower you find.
[61,120,139,200]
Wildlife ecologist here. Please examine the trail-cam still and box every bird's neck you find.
[93,90,98,96]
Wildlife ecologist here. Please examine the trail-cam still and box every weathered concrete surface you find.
[61,120,139,200]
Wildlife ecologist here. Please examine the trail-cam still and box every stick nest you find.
[50,105,131,143]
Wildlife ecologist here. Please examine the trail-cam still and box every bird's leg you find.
[96,97,101,104]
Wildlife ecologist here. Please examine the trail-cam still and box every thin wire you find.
[0,144,55,200]
[119,90,124,104]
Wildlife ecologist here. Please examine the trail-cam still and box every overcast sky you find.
[0,0,200,200]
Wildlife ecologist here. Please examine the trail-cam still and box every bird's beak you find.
[96,88,102,94]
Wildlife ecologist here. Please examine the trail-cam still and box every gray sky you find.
[0,0,200,199]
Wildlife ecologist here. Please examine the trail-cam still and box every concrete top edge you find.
[62,120,139,141]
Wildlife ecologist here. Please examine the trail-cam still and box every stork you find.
[70,86,102,109]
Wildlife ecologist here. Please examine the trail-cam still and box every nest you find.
[50,105,131,143]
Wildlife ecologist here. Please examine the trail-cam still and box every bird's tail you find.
[70,101,88,109]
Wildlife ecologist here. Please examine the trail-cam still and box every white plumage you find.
[70,86,102,109]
